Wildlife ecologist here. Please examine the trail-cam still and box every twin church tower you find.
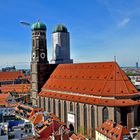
[30,21,73,106]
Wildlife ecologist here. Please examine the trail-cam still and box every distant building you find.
[0,71,25,85]
[96,120,130,140]
[0,93,16,107]
[0,84,31,103]
[51,24,73,64]
[15,104,43,119]
[136,62,139,69]
[1,66,16,72]
[0,120,35,140]
[0,107,15,123]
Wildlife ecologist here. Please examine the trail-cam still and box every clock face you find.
[40,52,46,59]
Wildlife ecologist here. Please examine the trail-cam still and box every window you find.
[48,98,51,112]
[70,102,73,112]
[53,99,56,114]
[84,104,87,135]
[58,100,61,119]
[77,103,80,133]
[64,101,67,122]
[44,98,46,110]
[91,106,95,137]
[102,107,109,122]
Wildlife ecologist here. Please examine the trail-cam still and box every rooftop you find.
[0,84,30,93]
[53,24,68,33]
[96,120,130,140]
[0,71,24,82]
[39,61,140,106]
[31,21,46,30]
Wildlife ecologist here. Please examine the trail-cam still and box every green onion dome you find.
[31,21,46,30]
[53,24,68,33]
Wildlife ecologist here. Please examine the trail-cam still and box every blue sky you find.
[0,0,140,68]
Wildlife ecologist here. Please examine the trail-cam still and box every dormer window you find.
[114,134,118,138]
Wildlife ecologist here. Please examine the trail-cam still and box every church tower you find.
[51,24,73,64]
[31,21,49,106]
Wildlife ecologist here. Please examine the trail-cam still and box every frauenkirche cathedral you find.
[30,21,140,138]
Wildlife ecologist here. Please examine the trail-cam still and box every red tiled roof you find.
[70,133,87,140]
[0,71,24,82]
[0,93,11,106]
[15,104,44,119]
[0,93,17,106]
[39,62,140,106]
[0,84,30,93]
[38,120,63,139]
[30,113,43,125]
[41,62,138,97]
[0,93,10,99]
[96,120,129,140]
[40,91,140,106]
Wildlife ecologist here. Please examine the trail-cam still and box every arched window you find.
[70,102,73,112]
[44,98,46,110]
[91,106,95,137]
[102,107,109,122]
[48,98,51,112]
[53,99,56,114]
[58,100,61,119]
[84,104,87,135]
[64,101,67,122]
[77,103,80,133]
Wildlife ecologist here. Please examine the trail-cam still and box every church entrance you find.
[120,107,127,126]
[69,124,74,132]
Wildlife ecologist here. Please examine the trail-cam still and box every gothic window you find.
[48,98,51,112]
[102,107,109,123]
[91,106,95,137]
[53,99,56,114]
[58,100,61,119]
[84,104,87,135]
[77,103,80,133]
[44,98,46,110]
[64,101,67,122]
[70,102,73,112]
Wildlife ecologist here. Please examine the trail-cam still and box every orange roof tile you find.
[30,113,43,125]
[40,91,140,106]
[41,62,138,97]
[0,71,24,82]
[0,84,30,93]
[96,120,129,140]
[0,93,17,106]
[15,104,44,119]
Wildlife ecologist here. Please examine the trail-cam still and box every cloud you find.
[118,18,130,27]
